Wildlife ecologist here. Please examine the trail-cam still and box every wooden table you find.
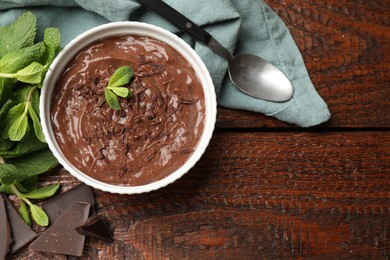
[13,0,389,259]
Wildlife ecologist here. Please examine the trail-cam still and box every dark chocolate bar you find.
[42,184,95,224]
[1,193,37,254]
[0,194,13,259]
[29,201,90,257]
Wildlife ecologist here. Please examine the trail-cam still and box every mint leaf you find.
[7,149,58,175]
[0,80,13,108]
[0,179,37,194]
[13,62,44,84]
[108,66,133,88]
[12,84,30,103]
[0,102,25,139]
[0,100,16,150]
[0,99,15,122]
[105,66,133,110]
[18,200,31,226]
[0,164,18,185]
[0,42,45,74]
[0,129,47,158]
[0,184,13,194]
[0,12,62,228]
[30,85,40,119]
[28,104,46,143]
[0,62,45,84]
[24,184,59,199]
[0,139,14,152]
[105,88,121,110]
[111,86,131,98]
[41,27,61,69]
[16,175,39,193]
[30,204,49,226]
[0,163,27,185]
[0,11,36,57]
[8,110,28,141]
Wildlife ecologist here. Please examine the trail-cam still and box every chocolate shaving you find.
[137,54,149,65]
[152,94,158,103]
[179,98,194,104]
[91,75,100,86]
[120,133,126,144]
[151,63,165,73]
[135,63,165,77]
[119,110,127,117]
[151,120,161,126]
[162,79,173,85]
[145,152,156,162]
[117,167,127,179]
[97,98,106,107]
[98,149,105,160]
[175,147,193,154]
[145,113,155,120]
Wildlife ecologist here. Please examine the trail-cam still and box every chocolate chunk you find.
[42,184,95,224]
[29,202,90,257]
[76,215,113,242]
[1,194,37,255]
[0,194,13,258]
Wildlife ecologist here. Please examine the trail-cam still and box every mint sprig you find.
[105,66,133,110]
[0,159,59,226]
[0,11,36,57]
[0,12,61,226]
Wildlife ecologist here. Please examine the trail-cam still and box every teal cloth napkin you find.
[0,0,331,127]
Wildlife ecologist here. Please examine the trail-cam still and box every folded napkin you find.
[0,0,331,127]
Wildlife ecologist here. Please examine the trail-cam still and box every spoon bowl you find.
[228,54,293,101]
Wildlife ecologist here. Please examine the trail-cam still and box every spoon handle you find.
[136,0,212,45]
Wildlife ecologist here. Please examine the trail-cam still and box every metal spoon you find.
[136,0,294,102]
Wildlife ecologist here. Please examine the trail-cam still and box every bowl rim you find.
[40,21,217,194]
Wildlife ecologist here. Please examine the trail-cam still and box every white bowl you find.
[40,22,216,194]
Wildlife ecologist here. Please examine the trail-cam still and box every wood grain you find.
[5,1,390,259]
[216,0,390,128]
[11,131,390,259]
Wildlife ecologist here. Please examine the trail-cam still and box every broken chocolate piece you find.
[76,215,113,242]
[42,184,95,224]
[29,202,90,257]
[0,194,13,259]
[1,193,37,254]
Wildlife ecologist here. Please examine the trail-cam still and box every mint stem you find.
[24,85,37,114]
[10,184,33,206]
[27,85,37,103]
[0,72,15,79]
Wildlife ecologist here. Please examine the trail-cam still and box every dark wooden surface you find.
[11,0,390,259]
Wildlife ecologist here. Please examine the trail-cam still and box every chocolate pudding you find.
[51,35,205,186]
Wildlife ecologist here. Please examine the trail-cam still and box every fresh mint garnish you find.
[105,66,133,110]
[0,12,61,226]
